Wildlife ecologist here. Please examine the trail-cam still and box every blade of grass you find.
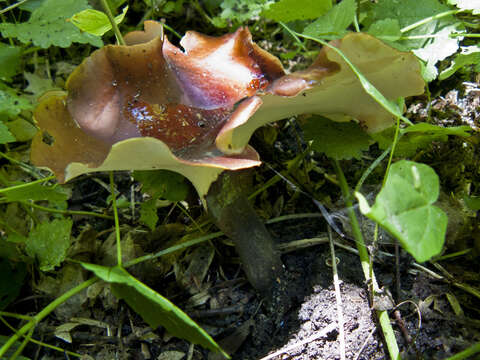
[109,172,122,267]
[332,159,401,360]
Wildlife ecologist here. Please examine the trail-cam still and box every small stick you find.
[328,226,346,360]
[259,322,337,360]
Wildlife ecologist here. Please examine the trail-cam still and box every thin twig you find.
[353,327,376,360]
[259,322,337,360]
[109,172,122,267]
[328,226,346,360]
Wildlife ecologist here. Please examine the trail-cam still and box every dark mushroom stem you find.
[206,170,283,296]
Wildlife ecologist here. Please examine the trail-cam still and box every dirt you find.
[11,211,479,360]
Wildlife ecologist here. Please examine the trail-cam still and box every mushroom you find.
[31,21,424,295]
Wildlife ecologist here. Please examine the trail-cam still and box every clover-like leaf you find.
[216,32,425,154]
[356,160,447,262]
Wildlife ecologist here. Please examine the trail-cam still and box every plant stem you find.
[446,342,480,360]
[99,0,126,45]
[125,231,223,267]
[400,10,459,33]
[354,147,391,193]
[0,0,28,15]
[19,201,113,220]
[109,172,122,267]
[332,159,400,360]
[0,315,82,358]
[0,277,98,358]
[0,175,55,194]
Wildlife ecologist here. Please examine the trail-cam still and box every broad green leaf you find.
[263,0,331,22]
[0,122,15,144]
[302,116,372,160]
[401,123,471,136]
[133,170,189,202]
[367,19,401,42]
[0,44,21,79]
[80,263,228,356]
[69,6,128,36]
[107,0,128,10]
[19,0,47,12]
[0,182,70,202]
[372,123,472,157]
[25,218,72,271]
[367,0,461,80]
[0,85,32,119]
[439,46,480,80]
[0,0,103,48]
[356,160,447,262]
[464,195,480,211]
[0,258,27,310]
[6,118,38,142]
[139,198,159,231]
[218,0,269,23]
[303,0,356,40]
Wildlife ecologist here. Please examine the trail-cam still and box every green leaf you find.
[0,258,27,310]
[367,19,401,42]
[0,44,21,80]
[372,123,472,157]
[303,0,356,40]
[6,118,38,142]
[69,6,128,37]
[463,195,480,211]
[263,0,331,22]
[356,160,447,262]
[24,72,57,98]
[0,182,70,202]
[133,170,189,202]
[0,0,103,48]
[80,263,228,356]
[367,0,461,80]
[439,46,480,80]
[0,122,15,144]
[25,218,72,271]
[139,199,158,231]
[218,0,269,23]
[19,0,47,12]
[0,85,32,119]
[302,116,372,160]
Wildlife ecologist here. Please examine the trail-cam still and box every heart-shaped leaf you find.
[356,160,447,262]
